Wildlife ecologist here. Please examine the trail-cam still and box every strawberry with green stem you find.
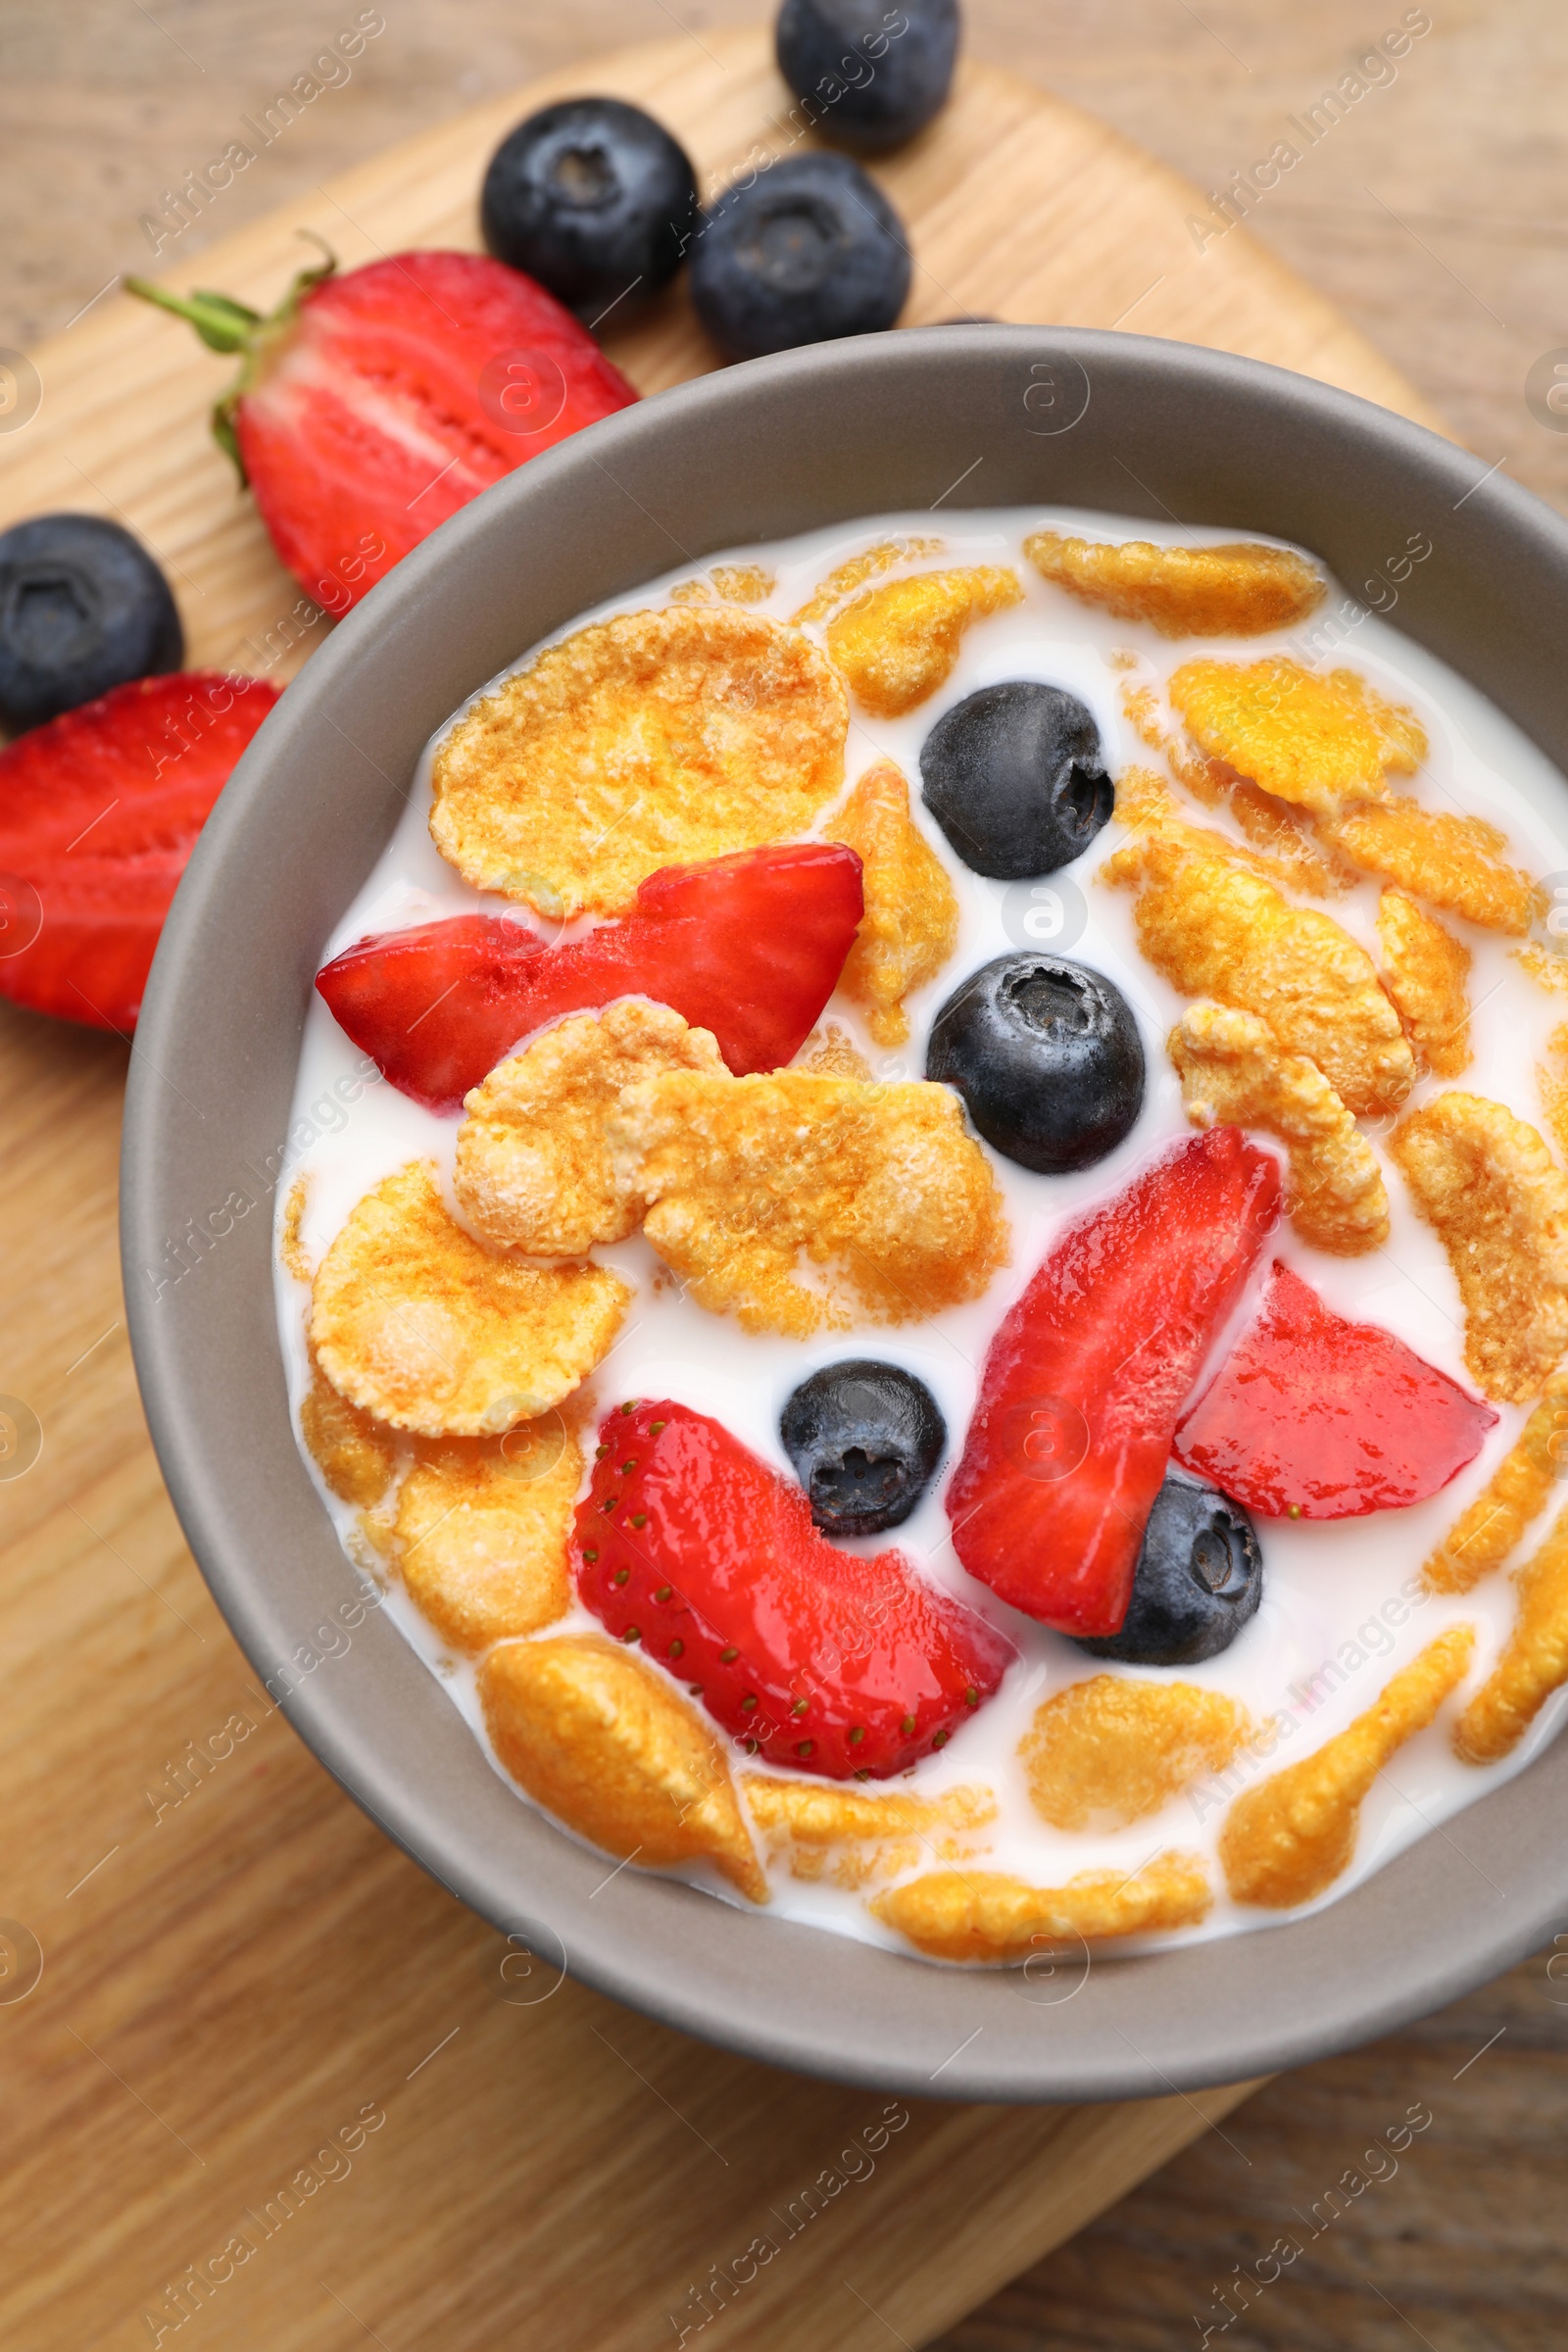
[126,241,638,611]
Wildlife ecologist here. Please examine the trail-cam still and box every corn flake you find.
[1169,657,1425,818]
[1020,1675,1251,1833]
[429,606,847,918]
[1220,1626,1476,1907]
[1453,1504,1568,1764]
[798,1024,872,1079]
[1102,807,1415,1116]
[1377,889,1472,1076]
[455,1003,724,1256]
[1425,1372,1568,1592]
[830,760,959,1046]
[1320,799,1539,936]
[393,1420,579,1651]
[1119,682,1355,897]
[1517,943,1568,998]
[280,1174,312,1281]
[1390,1093,1568,1402]
[824,567,1024,718]
[1026,530,1325,637]
[790,536,945,625]
[871,1851,1212,1962]
[1170,1001,1389,1255]
[312,1159,630,1435]
[300,1357,397,1507]
[1539,1022,1568,1164]
[743,1777,996,1887]
[479,1633,766,1901]
[614,1071,1009,1338]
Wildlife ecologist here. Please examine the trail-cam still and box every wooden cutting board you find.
[0,29,1439,2350]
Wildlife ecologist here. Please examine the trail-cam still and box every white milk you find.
[275,510,1568,1960]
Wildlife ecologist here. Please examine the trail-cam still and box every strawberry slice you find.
[1175,1259,1496,1518]
[316,841,865,1111]
[0,671,279,1031]
[127,249,638,610]
[947,1128,1282,1637]
[575,1400,1015,1781]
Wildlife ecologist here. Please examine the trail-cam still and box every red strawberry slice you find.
[127,250,638,610]
[1175,1259,1496,1518]
[946,1128,1281,1637]
[316,841,865,1111]
[0,671,279,1031]
[575,1400,1015,1781]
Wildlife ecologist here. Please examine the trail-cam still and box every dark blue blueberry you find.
[480,98,700,318]
[0,514,182,735]
[926,953,1144,1175]
[775,0,959,153]
[920,681,1112,880]
[781,1359,946,1535]
[690,152,910,362]
[1075,1466,1263,1666]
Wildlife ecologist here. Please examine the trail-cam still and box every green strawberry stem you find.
[125,234,337,485]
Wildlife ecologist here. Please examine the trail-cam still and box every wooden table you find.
[2,10,1564,2350]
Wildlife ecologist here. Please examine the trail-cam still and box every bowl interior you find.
[123,328,1568,2102]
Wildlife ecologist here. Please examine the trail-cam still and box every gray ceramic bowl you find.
[123,328,1568,2103]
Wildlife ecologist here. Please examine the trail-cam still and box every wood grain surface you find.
[1,8,1565,2351]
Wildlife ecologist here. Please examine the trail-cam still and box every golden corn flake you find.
[1220,1626,1476,1908]
[1377,888,1472,1077]
[614,1071,1009,1338]
[824,567,1024,719]
[1517,943,1568,998]
[1111,764,1299,893]
[300,1357,397,1508]
[1020,1675,1251,1833]
[1170,1001,1389,1255]
[743,1777,996,1887]
[1168,657,1426,819]
[455,1003,724,1257]
[790,535,945,625]
[1390,1093,1568,1402]
[798,1023,872,1079]
[312,1159,630,1435]
[666,564,776,607]
[1539,1022,1568,1165]
[1425,1372,1568,1592]
[1120,683,1354,896]
[1453,1503,1568,1764]
[392,1419,579,1651]
[743,1777,996,1843]
[1102,814,1415,1116]
[1026,530,1325,638]
[429,606,847,918]
[830,760,959,1047]
[871,1851,1212,1962]
[280,1174,312,1281]
[1321,798,1539,936]
[480,1634,766,1902]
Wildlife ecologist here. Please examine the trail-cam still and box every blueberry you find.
[480,98,700,318]
[690,152,910,362]
[0,514,182,735]
[920,682,1113,880]
[775,0,959,153]
[926,953,1145,1175]
[781,1359,946,1535]
[1075,1467,1263,1665]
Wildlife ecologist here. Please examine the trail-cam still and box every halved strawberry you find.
[575,1400,1014,1781]
[946,1128,1281,1637]
[316,841,865,1111]
[126,248,638,610]
[0,671,279,1031]
[1175,1259,1496,1518]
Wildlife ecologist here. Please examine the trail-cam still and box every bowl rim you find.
[123,324,1568,2104]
